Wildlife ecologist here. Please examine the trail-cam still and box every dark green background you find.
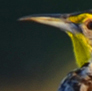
[0,0,92,91]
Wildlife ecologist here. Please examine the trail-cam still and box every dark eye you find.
[86,21,92,30]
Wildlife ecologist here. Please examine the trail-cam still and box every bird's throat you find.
[67,32,92,67]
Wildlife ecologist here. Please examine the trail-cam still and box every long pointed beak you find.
[19,14,81,34]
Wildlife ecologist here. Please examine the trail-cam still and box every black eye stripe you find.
[74,23,83,33]
[86,21,92,30]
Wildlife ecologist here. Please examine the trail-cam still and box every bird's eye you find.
[86,21,92,30]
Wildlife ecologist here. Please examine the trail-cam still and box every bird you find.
[19,10,92,91]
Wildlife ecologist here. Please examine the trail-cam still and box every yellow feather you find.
[67,32,91,67]
[68,13,92,23]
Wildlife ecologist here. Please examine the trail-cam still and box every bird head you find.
[19,10,92,67]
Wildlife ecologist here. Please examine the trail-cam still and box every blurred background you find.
[0,0,92,91]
